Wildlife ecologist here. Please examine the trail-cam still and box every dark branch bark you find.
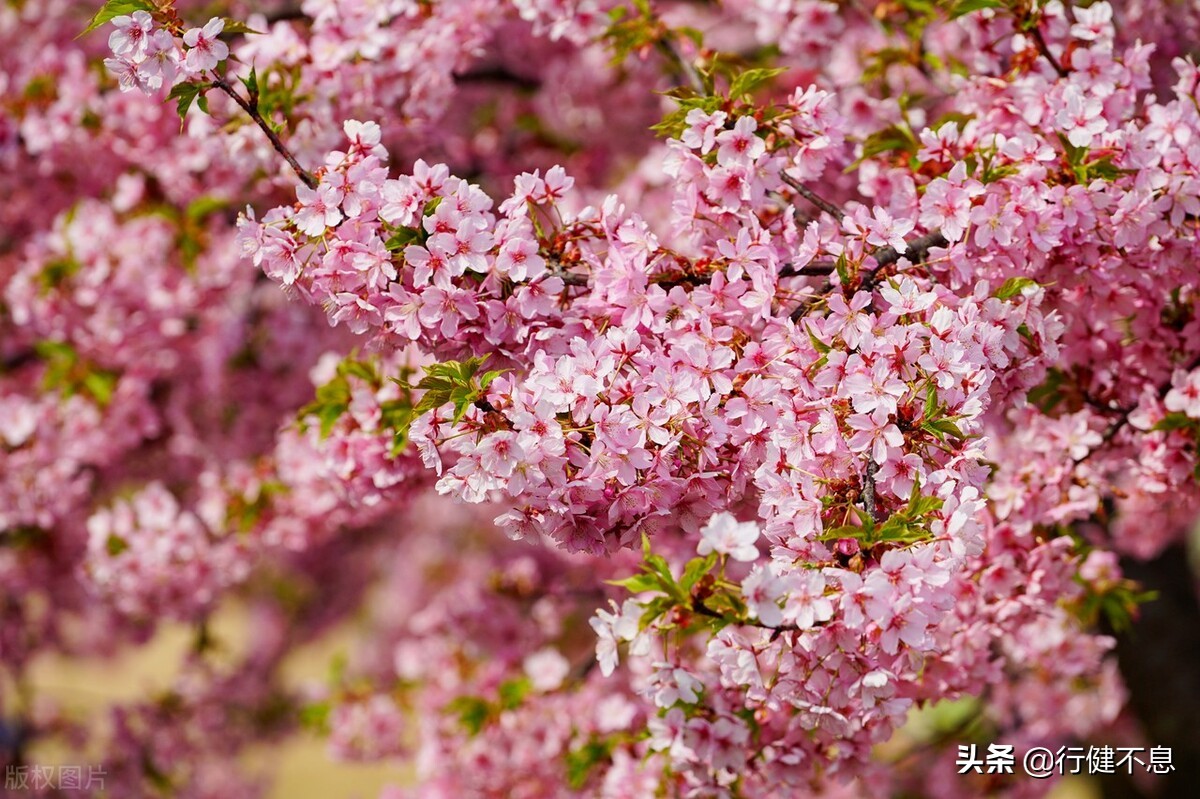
[1075,353,1200,466]
[862,459,881,523]
[452,67,541,91]
[210,76,317,189]
[656,36,705,96]
[1029,24,1069,78]
[786,230,949,321]
[778,262,837,278]
[780,173,845,220]
[873,230,948,270]
[1104,545,1200,799]
[264,2,306,23]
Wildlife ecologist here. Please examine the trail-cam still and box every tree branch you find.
[210,75,317,189]
[778,261,837,278]
[862,459,881,523]
[1029,24,1069,78]
[264,2,306,23]
[780,173,845,221]
[1074,352,1200,466]
[691,598,817,634]
[452,67,541,91]
[1105,545,1200,798]
[872,230,948,271]
[656,35,705,96]
[786,229,949,322]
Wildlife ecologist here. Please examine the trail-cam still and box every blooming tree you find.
[3,0,1200,796]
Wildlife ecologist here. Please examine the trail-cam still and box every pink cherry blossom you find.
[182,17,228,74]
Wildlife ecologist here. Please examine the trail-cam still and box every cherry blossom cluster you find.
[85,482,251,620]
[206,0,1200,791]
[4,0,1200,796]
[102,6,239,95]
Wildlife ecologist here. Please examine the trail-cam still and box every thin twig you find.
[1029,24,1068,78]
[1074,352,1200,466]
[265,2,306,23]
[0,349,35,372]
[692,598,818,633]
[787,229,949,321]
[780,173,845,221]
[778,262,837,278]
[656,35,705,96]
[873,230,948,271]
[210,75,317,189]
[452,67,541,91]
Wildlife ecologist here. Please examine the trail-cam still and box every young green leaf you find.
[79,0,155,38]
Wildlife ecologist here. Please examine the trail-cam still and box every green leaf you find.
[240,66,259,102]
[806,322,831,354]
[168,82,207,121]
[34,340,120,407]
[680,553,717,593]
[106,533,129,557]
[638,595,674,631]
[339,359,377,386]
[848,125,918,172]
[39,258,81,293]
[834,253,851,285]
[565,738,614,789]
[446,696,493,736]
[298,368,356,438]
[79,0,154,38]
[408,356,505,422]
[221,18,263,35]
[185,196,228,223]
[923,417,965,440]
[878,518,927,544]
[729,67,786,99]
[923,382,939,421]
[82,369,118,406]
[298,701,331,732]
[608,572,663,593]
[1027,368,1067,414]
[817,523,870,543]
[908,493,945,517]
[946,0,1005,19]
[995,276,1039,300]
[479,369,506,390]
[497,678,531,710]
[850,505,877,536]
[677,26,704,48]
[1152,412,1197,433]
[384,227,423,252]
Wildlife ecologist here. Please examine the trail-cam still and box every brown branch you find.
[787,229,949,322]
[0,349,36,372]
[778,261,837,278]
[1029,24,1068,78]
[1074,352,1200,466]
[452,67,541,91]
[691,598,815,634]
[656,35,705,96]
[780,173,845,221]
[210,75,317,189]
[872,230,948,271]
[862,459,881,523]
[1105,545,1200,799]
[264,2,306,23]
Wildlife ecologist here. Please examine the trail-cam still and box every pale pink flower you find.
[182,18,229,74]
